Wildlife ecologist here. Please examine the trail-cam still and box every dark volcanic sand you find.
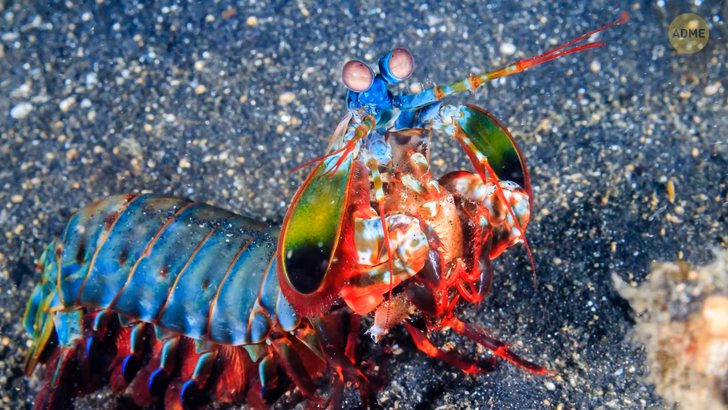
[1,0,727,409]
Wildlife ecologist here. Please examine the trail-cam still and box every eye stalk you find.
[342,60,374,92]
[379,48,414,84]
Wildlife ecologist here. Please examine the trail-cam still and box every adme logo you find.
[669,13,709,53]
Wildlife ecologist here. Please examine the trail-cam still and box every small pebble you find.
[590,60,601,73]
[10,102,33,119]
[179,158,191,169]
[1,32,19,42]
[59,96,76,113]
[194,85,208,94]
[500,42,516,56]
[11,195,23,203]
[545,381,556,391]
[278,92,296,106]
[11,83,31,98]
[667,180,675,203]
[247,16,258,26]
[704,84,718,96]
[665,213,683,224]
[86,72,98,88]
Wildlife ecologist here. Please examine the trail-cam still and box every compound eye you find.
[342,60,374,92]
[387,48,414,81]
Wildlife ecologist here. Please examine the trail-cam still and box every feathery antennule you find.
[516,12,629,71]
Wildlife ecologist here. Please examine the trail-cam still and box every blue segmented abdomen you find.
[36,194,299,346]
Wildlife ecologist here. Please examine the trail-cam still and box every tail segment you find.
[22,245,257,410]
[23,241,60,378]
[30,310,115,410]
[25,309,259,409]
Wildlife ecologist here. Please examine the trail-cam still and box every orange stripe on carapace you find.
[255,253,278,308]
[74,194,143,306]
[55,206,81,307]
[153,216,229,323]
[205,235,255,340]
[106,202,198,311]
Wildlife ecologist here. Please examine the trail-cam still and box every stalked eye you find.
[379,48,414,83]
[342,60,374,92]
[388,49,415,79]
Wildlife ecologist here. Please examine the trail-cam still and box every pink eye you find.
[342,60,374,92]
[387,48,414,80]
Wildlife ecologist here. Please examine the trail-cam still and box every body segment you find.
[24,195,312,409]
[30,195,284,345]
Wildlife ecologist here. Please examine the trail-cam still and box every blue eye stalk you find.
[343,48,415,120]
[379,48,415,84]
[346,75,390,110]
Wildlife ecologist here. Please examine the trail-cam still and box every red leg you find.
[213,346,253,405]
[269,333,319,401]
[403,322,494,374]
[310,309,373,409]
[445,317,555,376]
[345,312,360,363]
[34,345,80,410]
